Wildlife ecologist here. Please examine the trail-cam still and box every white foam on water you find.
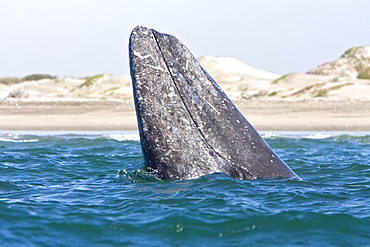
[105,133,140,142]
[305,133,332,139]
[0,137,39,143]
[260,131,370,139]
[0,130,141,142]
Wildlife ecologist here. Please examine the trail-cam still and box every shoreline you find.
[1,99,369,131]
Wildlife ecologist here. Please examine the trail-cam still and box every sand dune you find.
[1,74,132,101]
[2,47,370,102]
[1,46,370,131]
[308,46,370,79]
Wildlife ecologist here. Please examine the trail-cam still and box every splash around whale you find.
[129,26,300,180]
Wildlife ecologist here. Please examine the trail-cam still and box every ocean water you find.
[0,131,369,247]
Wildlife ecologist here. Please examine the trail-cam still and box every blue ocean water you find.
[0,131,369,246]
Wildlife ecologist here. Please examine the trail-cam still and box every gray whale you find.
[129,26,300,180]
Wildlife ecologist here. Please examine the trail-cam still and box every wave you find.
[0,137,39,143]
[103,133,140,142]
[261,131,370,140]
[0,131,369,143]
[0,131,140,142]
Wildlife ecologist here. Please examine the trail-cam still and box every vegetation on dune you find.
[268,91,278,96]
[271,73,292,84]
[0,77,22,85]
[343,47,360,57]
[79,74,104,88]
[314,89,329,97]
[22,74,56,81]
[0,74,56,85]
[331,77,340,82]
[313,83,354,97]
[103,87,120,94]
[284,83,325,98]
[357,67,370,80]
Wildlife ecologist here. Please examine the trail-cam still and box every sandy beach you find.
[1,99,369,131]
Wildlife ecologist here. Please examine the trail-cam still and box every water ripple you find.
[1,131,370,246]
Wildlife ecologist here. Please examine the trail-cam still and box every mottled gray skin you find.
[129,26,300,180]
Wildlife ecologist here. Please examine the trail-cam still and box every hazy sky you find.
[1,0,369,78]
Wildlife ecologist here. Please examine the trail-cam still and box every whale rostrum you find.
[129,26,300,180]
